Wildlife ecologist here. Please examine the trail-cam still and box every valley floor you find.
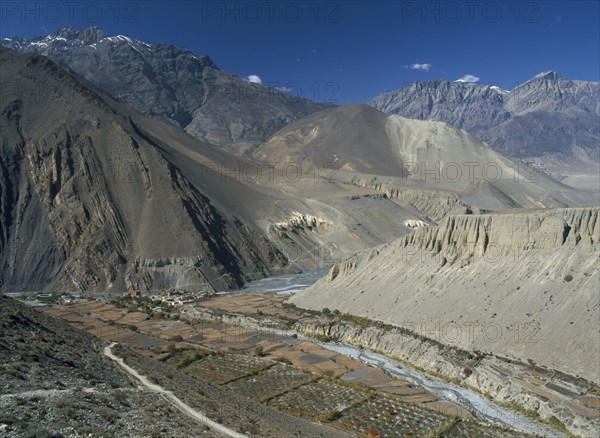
[33,293,596,437]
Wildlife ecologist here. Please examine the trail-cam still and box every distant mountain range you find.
[369,72,600,188]
[1,26,330,150]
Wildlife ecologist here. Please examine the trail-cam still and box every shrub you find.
[98,406,119,423]
[564,274,573,282]
[321,409,341,421]
[548,416,569,434]
[367,426,380,437]
[313,333,331,343]
[111,389,130,406]
[54,398,73,409]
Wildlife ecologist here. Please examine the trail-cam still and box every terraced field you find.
[441,420,534,438]
[227,363,315,401]
[184,353,270,384]
[337,394,454,437]
[267,380,368,418]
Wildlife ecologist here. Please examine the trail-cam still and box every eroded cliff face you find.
[349,176,473,221]
[291,207,600,383]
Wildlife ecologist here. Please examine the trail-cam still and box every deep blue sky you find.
[1,0,598,103]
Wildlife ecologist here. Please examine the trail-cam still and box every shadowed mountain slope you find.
[0,48,426,294]
[0,47,287,293]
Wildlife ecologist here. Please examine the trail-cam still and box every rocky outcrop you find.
[272,212,332,232]
[349,176,473,221]
[291,207,600,384]
[129,257,210,291]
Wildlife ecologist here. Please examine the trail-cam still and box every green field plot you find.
[268,380,367,418]
[226,363,315,401]
[185,353,270,384]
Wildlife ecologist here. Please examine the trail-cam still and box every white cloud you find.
[455,74,480,83]
[247,74,262,84]
[410,63,432,71]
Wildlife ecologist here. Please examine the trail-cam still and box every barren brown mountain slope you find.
[0,48,426,294]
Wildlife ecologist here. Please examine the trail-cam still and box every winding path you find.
[103,343,248,438]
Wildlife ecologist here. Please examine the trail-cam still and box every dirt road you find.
[103,343,248,438]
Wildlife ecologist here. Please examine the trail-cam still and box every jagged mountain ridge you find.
[369,73,600,187]
[1,26,331,149]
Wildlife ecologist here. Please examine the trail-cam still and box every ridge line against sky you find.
[0,0,598,103]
